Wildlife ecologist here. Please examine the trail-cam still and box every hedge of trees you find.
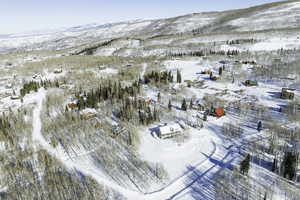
[20,80,60,97]
[144,70,174,85]
[75,80,141,110]
[168,49,239,57]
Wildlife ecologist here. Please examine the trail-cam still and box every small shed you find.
[158,123,183,139]
[80,108,97,120]
[281,88,295,100]
[245,80,258,87]
[68,102,77,109]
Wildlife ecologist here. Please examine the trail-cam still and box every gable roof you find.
[215,108,225,117]
[159,123,182,135]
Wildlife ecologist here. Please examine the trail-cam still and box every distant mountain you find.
[0,0,299,51]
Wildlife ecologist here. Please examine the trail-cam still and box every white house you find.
[158,123,183,139]
[54,68,63,74]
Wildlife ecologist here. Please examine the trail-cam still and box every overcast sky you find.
[0,0,282,34]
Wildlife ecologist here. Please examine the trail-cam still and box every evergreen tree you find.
[168,100,172,111]
[264,192,267,200]
[271,158,277,172]
[189,99,193,109]
[282,152,297,180]
[181,98,187,111]
[240,154,251,175]
[203,113,207,121]
[219,67,223,76]
[157,92,161,103]
[187,82,191,88]
[55,80,60,88]
[177,69,182,83]
[257,121,262,132]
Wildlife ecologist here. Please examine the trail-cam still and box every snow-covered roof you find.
[80,108,97,115]
[159,123,183,135]
[195,98,205,105]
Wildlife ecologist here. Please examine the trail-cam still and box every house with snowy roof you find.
[158,123,183,139]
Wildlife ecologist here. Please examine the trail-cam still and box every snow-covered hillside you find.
[1,1,300,200]
[1,1,300,52]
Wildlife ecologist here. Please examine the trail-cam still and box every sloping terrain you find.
[1,1,300,200]
[0,0,300,52]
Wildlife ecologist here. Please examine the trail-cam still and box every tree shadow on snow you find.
[170,153,236,200]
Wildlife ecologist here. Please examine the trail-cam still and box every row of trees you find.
[20,79,60,97]
[75,80,141,110]
[118,97,160,125]
[143,70,182,84]
[168,49,240,58]
[144,70,174,84]
[226,39,256,45]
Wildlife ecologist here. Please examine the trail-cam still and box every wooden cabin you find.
[68,103,77,109]
[145,98,153,105]
[212,108,225,118]
[80,109,97,120]
[281,88,295,100]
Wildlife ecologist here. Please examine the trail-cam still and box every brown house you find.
[213,108,225,118]
[68,103,77,109]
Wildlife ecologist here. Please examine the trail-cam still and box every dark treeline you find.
[72,79,161,125]
[20,80,60,97]
[75,80,142,110]
[226,39,256,45]
[144,70,174,84]
[0,114,12,143]
[118,96,159,125]
[168,49,239,57]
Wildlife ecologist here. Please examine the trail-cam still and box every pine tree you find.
[157,92,161,103]
[203,113,207,121]
[257,121,262,132]
[282,152,297,180]
[219,67,223,76]
[168,100,172,111]
[181,98,187,111]
[264,192,267,200]
[189,99,193,109]
[240,154,251,175]
[177,69,182,83]
[271,158,277,172]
